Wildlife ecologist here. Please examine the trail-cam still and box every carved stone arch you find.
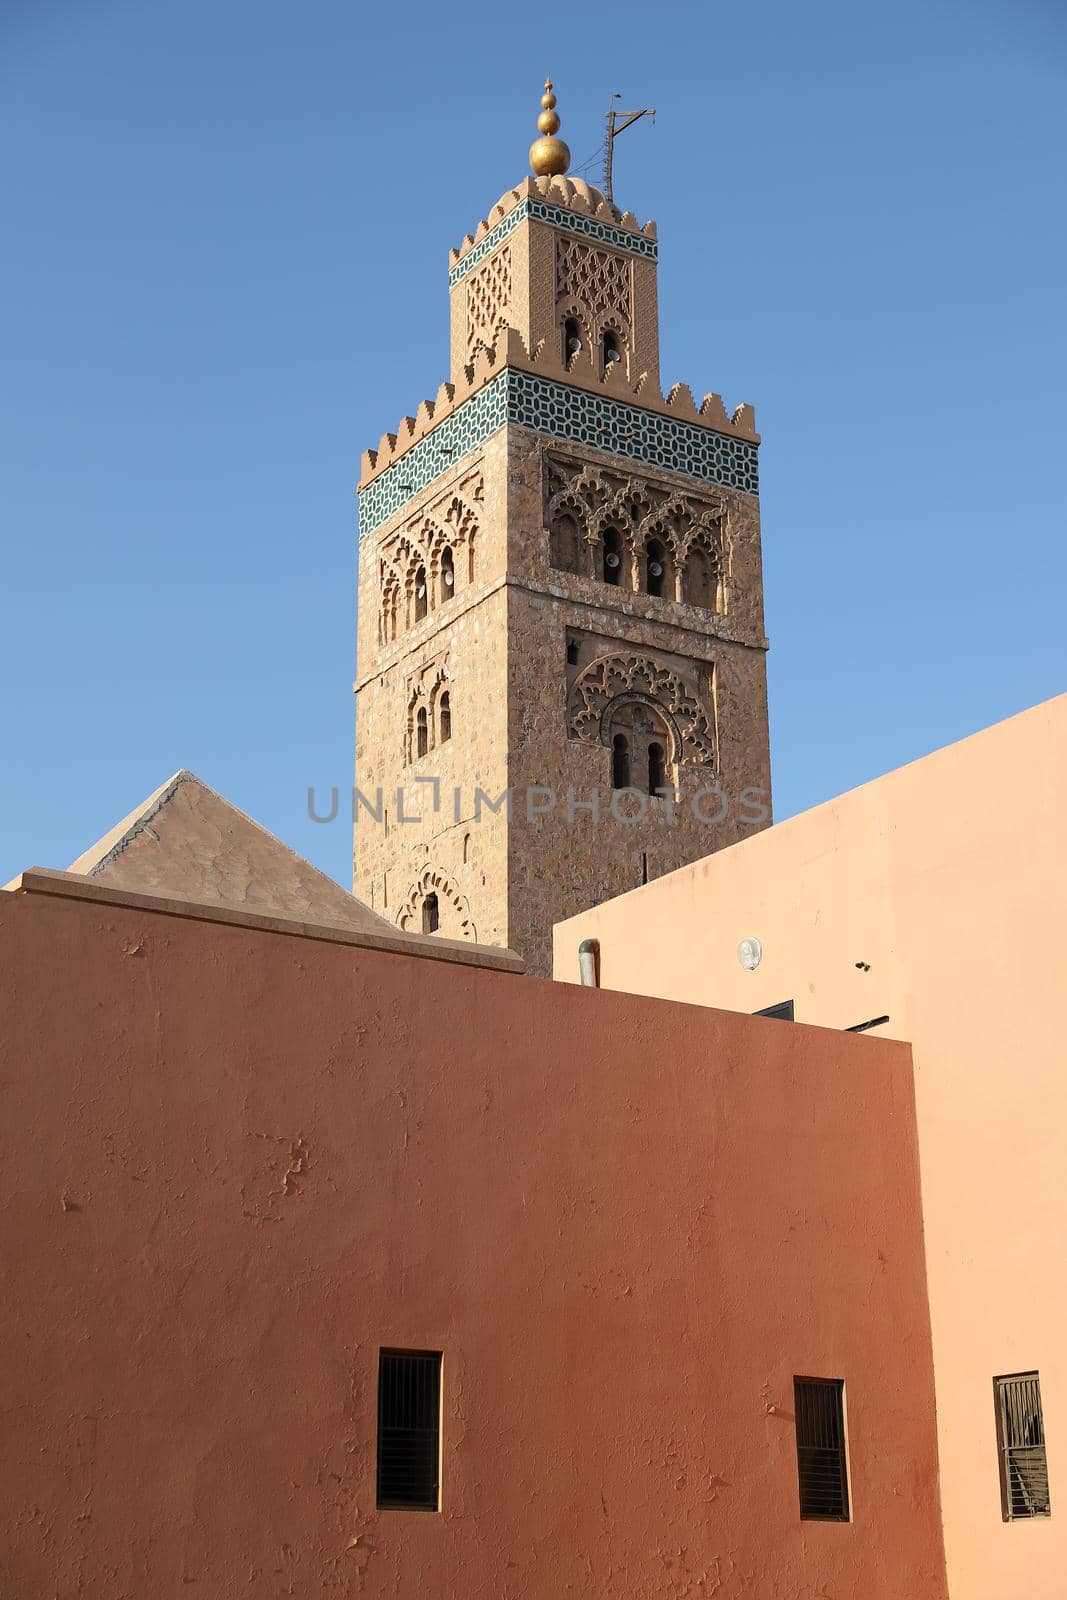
[615,482,655,531]
[547,486,588,528]
[389,532,419,573]
[594,306,632,342]
[380,567,402,644]
[547,488,588,574]
[640,495,690,553]
[427,663,451,708]
[415,515,445,555]
[557,300,591,367]
[405,683,433,763]
[404,545,427,589]
[397,866,477,942]
[568,652,717,767]
[598,691,684,764]
[594,308,632,375]
[588,493,638,550]
[682,510,729,611]
[444,494,478,543]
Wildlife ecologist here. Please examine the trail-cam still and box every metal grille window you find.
[996,1372,1051,1520]
[794,1377,850,1521]
[377,1350,441,1511]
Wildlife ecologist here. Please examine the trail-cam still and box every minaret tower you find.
[354,84,771,977]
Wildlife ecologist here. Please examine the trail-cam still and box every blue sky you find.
[2,0,1064,889]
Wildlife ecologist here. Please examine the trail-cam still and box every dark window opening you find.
[566,639,579,666]
[421,893,439,935]
[640,851,649,886]
[440,547,455,599]
[612,733,631,791]
[602,329,621,369]
[439,692,451,744]
[416,706,429,759]
[795,1377,850,1521]
[756,1000,795,1022]
[414,565,428,622]
[377,1349,441,1511]
[602,528,623,586]
[563,316,583,362]
[645,539,667,598]
[996,1372,1051,1520]
[647,741,666,796]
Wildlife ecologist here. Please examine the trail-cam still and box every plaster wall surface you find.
[554,691,1067,1600]
[0,886,945,1599]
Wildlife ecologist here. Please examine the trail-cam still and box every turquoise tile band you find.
[448,199,658,288]
[358,370,758,537]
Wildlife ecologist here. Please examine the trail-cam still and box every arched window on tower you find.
[422,893,439,934]
[608,700,674,799]
[440,547,455,605]
[414,564,428,623]
[602,526,624,587]
[416,705,429,759]
[439,691,451,744]
[644,537,670,599]
[381,578,399,643]
[602,329,621,373]
[612,733,631,790]
[563,317,583,365]
[648,741,667,797]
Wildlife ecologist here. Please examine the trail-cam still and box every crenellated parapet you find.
[360,326,758,490]
[449,175,656,285]
[358,329,760,537]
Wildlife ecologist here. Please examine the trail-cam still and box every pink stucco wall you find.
[0,882,946,1598]
[555,693,1067,1599]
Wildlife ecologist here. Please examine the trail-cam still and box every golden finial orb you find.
[529,77,570,178]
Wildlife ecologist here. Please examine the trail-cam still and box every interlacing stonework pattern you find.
[358,371,759,536]
[465,247,512,363]
[376,474,481,643]
[569,653,717,767]
[448,198,658,289]
[397,866,477,941]
[557,238,631,332]
[545,454,729,598]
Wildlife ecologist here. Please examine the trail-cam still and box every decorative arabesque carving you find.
[466,247,512,363]
[556,238,632,337]
[544,455,730,606]
[569,653,717,767]
[397,866,477,942]
[377,474,482,639]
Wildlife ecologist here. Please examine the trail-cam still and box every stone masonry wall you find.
[354,434,512,948]
[502,428,771,977]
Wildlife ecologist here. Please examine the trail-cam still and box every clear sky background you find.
[2,0,1064,891]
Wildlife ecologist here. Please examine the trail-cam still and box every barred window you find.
[377,1350,441,1511]
[794,1377,850,1521]
[996,1372,1051,1520]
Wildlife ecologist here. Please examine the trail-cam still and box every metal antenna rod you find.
[603,93,655,205]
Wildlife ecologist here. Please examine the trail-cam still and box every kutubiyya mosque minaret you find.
[353,82,772,977]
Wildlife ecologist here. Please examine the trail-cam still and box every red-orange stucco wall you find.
[0,888,947,1598]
